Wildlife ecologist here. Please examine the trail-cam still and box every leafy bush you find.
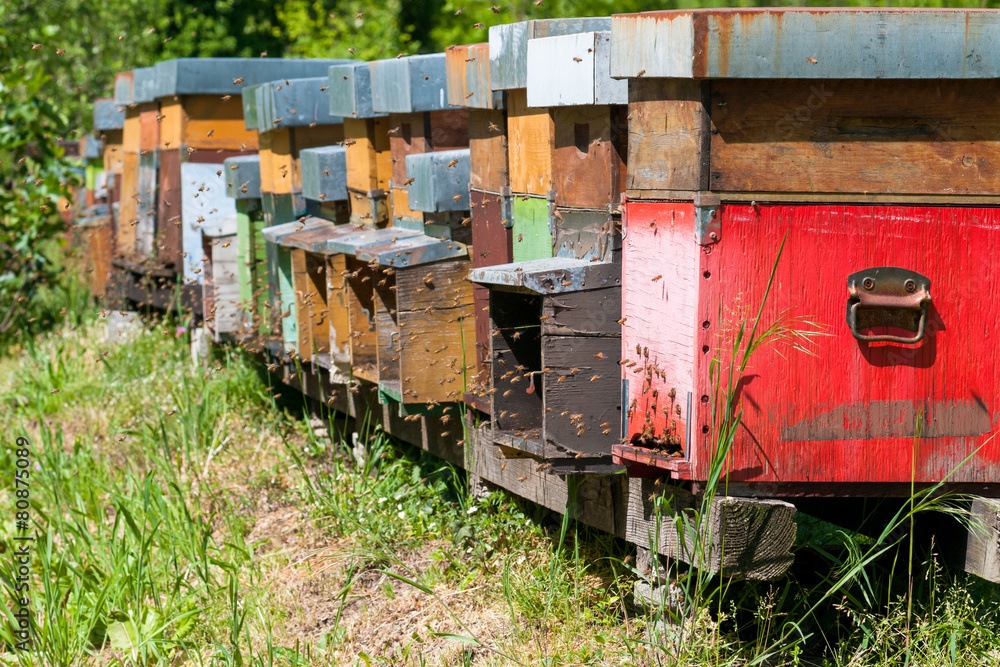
[0,65,79,339]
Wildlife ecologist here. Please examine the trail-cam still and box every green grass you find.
[0,266,997,665]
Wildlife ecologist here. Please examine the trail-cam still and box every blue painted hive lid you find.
[610,8,1000,80]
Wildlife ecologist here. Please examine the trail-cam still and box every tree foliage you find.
[0,65,79,334]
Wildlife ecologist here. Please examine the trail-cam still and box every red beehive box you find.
[611,8,1000,495]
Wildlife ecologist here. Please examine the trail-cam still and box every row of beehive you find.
[79,9,1000,494]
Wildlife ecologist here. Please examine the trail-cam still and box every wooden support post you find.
[626,478,796,580]
[964,498,1000,584]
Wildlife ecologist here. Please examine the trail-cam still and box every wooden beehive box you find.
[247,82,302,231]
[488,18,613,93]
[161,67,343,289]
[489,19,610,199]
[470,257,621,466]
[465,190,513,404]
[490,20,625,265]
[179,162,238,288]
[300,145,349,222]
[276,221,396,381]
[369,54,469,229]
[74,205,113,298]
[403,149,471,241]
[94,98,124,238]
[242,71,345,234]
[269,220,340,366]
[323,228,423,382]
[353,234,475,407]
[225,154,267,336]
[260,217,332,356]
[445,43,508,194]
[328,62,393,227]
[612,8,1000,492]
[115,67,158,262]
[526,31,627,211]
[265,147,353,374]
[200,218,240,342]
[155,59,264,275]
[444,46,511,405]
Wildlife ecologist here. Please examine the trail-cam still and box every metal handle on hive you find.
[846,267,931,344]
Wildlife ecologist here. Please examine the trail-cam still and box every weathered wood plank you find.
[551,105,625,209]
[390,186,423,226]
[325,253,353,382]
[405,149,471,213]
[203,234,241,338]
[397,261,476,404]
[542,335,622,457]
[625,478,796,580]
[428,109,469,153]
[469,109,509,193]
[552,208,617,262]
[621,201,698,453]
[506,89,553,196]
[344,117,393,193]
[155,58,351,95]
[626,78,709,192]
[488,18,613,91]
[511,195,552,262]
[964,498,1000,584]
[345,256,379,382]
[710,79,1000,196]
[370,54,450,114]
[526,31,626,107]
[291,124,345,193]
[291,249,331,363]
[117,162,137,258]
[471,424,626,537]
[389,112,430,186]
[158,95,257,152]
[180,161,237,283]
[300,146,348,203]
[328,62,385,120]
[348,189,389,227]
[395,258,472,312]
[541,286,620,337]
[135,150,158,258]
[610,9,1000,80]
[261,128,293,195]
[278,246,299,354]
[373,268,400,385]
[93,98,125,131]
[446,43,503,111]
